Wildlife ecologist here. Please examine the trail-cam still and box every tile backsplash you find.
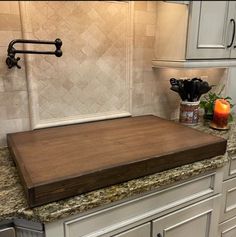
[0,2,30,146]
[0,1,228,147]
[21,1,131,129]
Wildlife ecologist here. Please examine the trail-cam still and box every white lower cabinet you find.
[112,223,151,237]
[112,195,221,237]
[220,176,236,222]
[45,170,223,237]
[15,226,44,237]
[152,196,221,237]
[223,151,236,180]
[219,216,236,237]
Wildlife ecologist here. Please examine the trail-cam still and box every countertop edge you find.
[0,117,234,223]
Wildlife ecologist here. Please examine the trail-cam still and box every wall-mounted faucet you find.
[6,38,63,69]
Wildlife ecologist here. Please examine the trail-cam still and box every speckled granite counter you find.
[0,121,235,224]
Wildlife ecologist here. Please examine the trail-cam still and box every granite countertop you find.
[0,121,235,224]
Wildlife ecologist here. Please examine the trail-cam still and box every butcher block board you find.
[7,116,227,207]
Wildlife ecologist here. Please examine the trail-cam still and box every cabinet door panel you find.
[224,150,236,180]
[113,223,150,237]
[220,176,236,222]
[219,216,236,237]
[198,2,228,47]
[152,196,221,237]
[187,1,233,59]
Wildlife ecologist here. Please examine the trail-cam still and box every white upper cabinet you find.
[155,1,189,61]
[187,1,234,59]
[153,1,236,67]
[229,2,236,59]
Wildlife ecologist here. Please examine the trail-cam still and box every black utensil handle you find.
[157,233,162,237]
[170,78,177,86]
[228,19,235,48]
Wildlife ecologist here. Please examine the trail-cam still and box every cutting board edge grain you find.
[6,116,227,207]
[9,139,227,208]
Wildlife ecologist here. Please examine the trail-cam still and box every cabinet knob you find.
[157,233,162,237]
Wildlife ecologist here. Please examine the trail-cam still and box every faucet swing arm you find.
[6,38,63,69]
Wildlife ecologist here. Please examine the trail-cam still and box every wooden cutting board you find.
[7,116,227,207]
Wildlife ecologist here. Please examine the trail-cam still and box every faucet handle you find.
[6,56,21,69]
[15,57,21,69]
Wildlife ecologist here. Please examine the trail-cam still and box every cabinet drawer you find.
[152,195,221,237]
[63,172,221,237]
[219,216,236,237]
[220,176,236,222]
[112,223,150,237]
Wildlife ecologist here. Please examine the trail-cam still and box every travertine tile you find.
[2,74,27,92]
[146,24,156,37]
[0,2,19,15]
[144,36,155,48]
[134,23,146,36]
[18,2,32,33]
[0,30,22,47]
[134,36,155,49]
[0,76,4,92]
[0,46,27,86]
[143,48,155,60]
[0,13,21,31]
[22,1,130,127]
[0,91,29,120]
[0,105,7,120]
[0,118,30,146]
[147,1,157,12]
[134,10,156,25]
[132,1,182,118]
[134,1,147,11]
[0,34,28,148]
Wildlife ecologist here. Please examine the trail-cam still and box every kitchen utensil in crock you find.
[169,77,212,102]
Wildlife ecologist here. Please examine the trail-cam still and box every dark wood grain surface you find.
[7,115,227,207]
